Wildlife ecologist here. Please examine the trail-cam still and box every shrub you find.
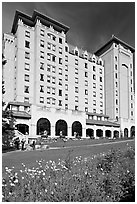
[2,146,135,202]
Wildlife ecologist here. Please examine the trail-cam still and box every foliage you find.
[2,146,135,202]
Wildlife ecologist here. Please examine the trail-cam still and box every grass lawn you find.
[2,138,134,176]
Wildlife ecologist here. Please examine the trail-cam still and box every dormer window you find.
[84,51,88,59]
[91,55,97,63]
[74,47,79,56]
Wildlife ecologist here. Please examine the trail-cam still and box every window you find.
[131,79,132,84]
[131,103,133,108]
[40,62,44,70]
[40,97,44,103]
[131,71,132,76]
[47,43,51,50]
[93,66,96,71]
[93,83,96,88]
[131,87,132,92]
[52,66,56,73]
[85,98,88,104]
[65,84,68,91]
[59,78,62,86]
[85,107,88,112]
[75,87,78,93]
[59,58,62,64]
[115,73,117,79]
[40,29,44,37]
[131,111,133,116]
[100,77,102,82]
[93,109,96,113]
[65,104,68,109]
[100,110,103,114]
[65,75,68,81]
[59,38,62,44]
[65,65,68,71]
[93,91,96,97]
[40,85,44,93]
[47,33,56,41]
[25,40,30,48]
[116,90,118,96]
[59,90,62,96]
[131,95,133,100]
[25,63,30,71]
[52,98,56,105]
[75,77,78,84]
[115,64,117,70]
[99,68,102,74]
[24,97,29,103]
[75,105,78,111]
[75,96,78,102]
[65,94,68,100]
[100,84,103,90]
[52,44,56,51]
[25,31,30,38]
[65,55,68,62]
[85,89,88,95]
[100,101,103,107]
[115,56,117,61]
[40,74,44,81]
[65,46,68,52]
[52,88,55,95]
[59,47,62,54]
[52,77,56,84]
[75,50,78,56]
[47,53,56,62]
[116,82,118,87]
[25,74,29,82]
[25,52,30,59]
[40,40,44,47]
[47,64,51,72]
[75,68,78,74]
[116,99,118,105]
[85,80,88,86]
[40,51,44,59]
[85,72,88,77]
[47,87,50,94]
[47,98,50,104]
[116,108,118,113]
[100,93,103,99]
[47,76,50,83]
[75,59,78,65]
[59,67,62,75]
[93,100,96,106]
[59,100,62,106]
[24,86,29,93]
[93,74,96,80]
[85,63,88,68]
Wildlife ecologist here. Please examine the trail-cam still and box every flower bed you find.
[2,146,135,202]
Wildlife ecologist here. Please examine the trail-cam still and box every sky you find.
[2,2,135,53]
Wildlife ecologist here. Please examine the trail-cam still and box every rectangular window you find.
[24,97,29,103]
[25,74,29,82]
[85,89,88,95]
[116,90,118,96]
[65,65,68,71]
[85,107,88,112]
[85,71,88,77]
[40,85,44,93]
[100,84,103,90]
[25,52,30,59]
[59,38,62,44]
[40,74,44,81]
[52,88,55,95]
[93,83,96,88]
[115,64,117,70]
[25,63,30,71]
[65,104,68,109]
[93,91,96,97]
[75,105,78,111]
[100,68,102,74]
[25,31,30,38]
[25,40,30,48]
[47,98,50,104]
[100,101,103,107]
[93,74,96,80]
[65,46,68,52]
[75,77,78,84]
[116,99,118,105]
[75,68,78,74]
[40,97,44,103]
[59,67,62,75]
[40,51,44,59]
[59,100,62,106]
[75,87,78,93]
[59,47,62,54]
[52,77,56,84]
[65,75,68,81]
[100,77,102,82]
[93,100,96,106]
[40,62,44,70]
[85,98,88,104]
[65,94,68,100]
[75,59,78,65]
[59,90,62,96]
[47,75,50,83]
[40,29,44,37]
[59,78,62,86]
[40,40,44,47]
[24,86,29,93]
[85,80,88,86]
[100,110,103,114]
[93,66,96,71]
[52,44,56,51]
[52,66,56,73]
[65,55,68,62]
[85,63,88,68]
[75,96,78,102]
[65,84,68,91]
[93,109,96,113]
[47,87,50,94]
[52,98,56,105]
[115,56,117,61]
[100,93,103,99]
[47,64,51,72]
[59,58,62,64]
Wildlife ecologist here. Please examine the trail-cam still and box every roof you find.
[95,35,135,55]
[11,10,69,34]
[12,111,31,119]
[86,119,120,127]
[86,112,109,118]
[8,101,30,107]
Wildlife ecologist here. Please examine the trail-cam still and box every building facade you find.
[3,10,134,140]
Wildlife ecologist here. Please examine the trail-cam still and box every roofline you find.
[95,35,135,55]
[11,10,70,34]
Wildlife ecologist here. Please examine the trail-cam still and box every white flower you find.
[22,177,24,180]
[45,189,47,193]
[14,179,18,183]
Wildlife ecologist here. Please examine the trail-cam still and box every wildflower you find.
[45,189,47,193]
[14,179,18,183]
[22,177,24,180]
[10,183,15,186]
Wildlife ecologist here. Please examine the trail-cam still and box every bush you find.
[2,146,135,202]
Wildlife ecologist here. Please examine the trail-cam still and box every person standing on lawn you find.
[21,139,25,151]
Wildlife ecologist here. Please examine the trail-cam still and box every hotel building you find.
[2,10,135,140]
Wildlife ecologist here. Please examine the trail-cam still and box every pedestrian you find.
[16,138,20,150]
[21,139,25,151]
[32,140,35,150]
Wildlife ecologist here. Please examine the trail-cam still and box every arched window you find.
[72,121,82,137]
[86,128,94,138]
[37,118,51,135]
[16,124,29,135]
[105,130,111,138]
[96,129,103,137]
[55,119,68,136]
